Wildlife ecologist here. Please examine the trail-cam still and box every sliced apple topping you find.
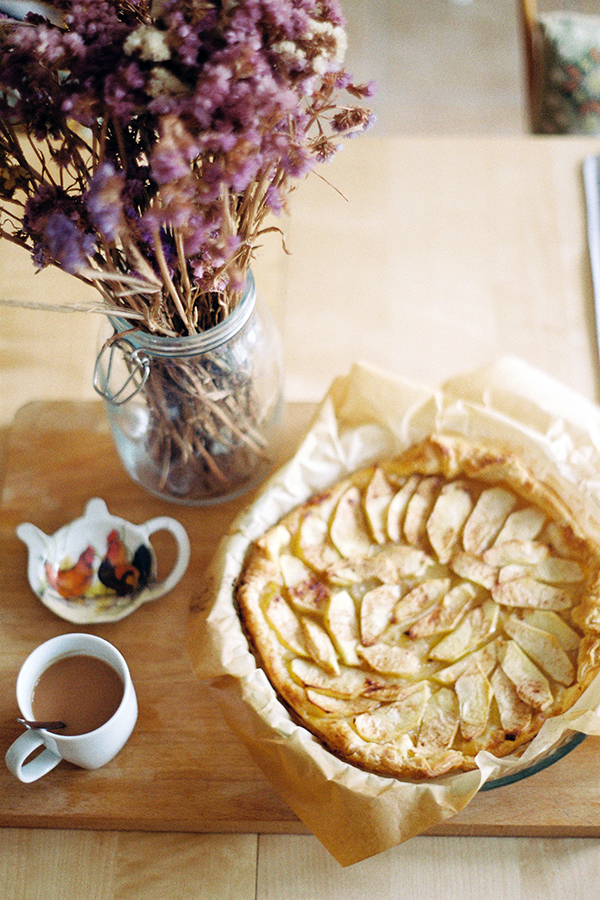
[499,640,554,711]
[280,547,332,613]
[530,557,585,584]
[434,640,500,684]
[354,683,431,742]
[236,435,600,781]
[286,576,331,615]
[482,540,549,567]
[264,591,308,657]
[426,480,474,563]
[305,689,380,716]
[430,600,499,663]
[450,551,498,589]
[408,582,478,639]
[373,544,439,581]
[455,669,493,741]
[279,552,312,587]
[258,523,292,562]
[295,508,341,571]
[325,590,360,666]
[357,642,423,677]
[416,687,460,753]
[462,487,518,555]
[291,657,410,702]
[403,476,444,549]
[392,578,452,631]
[521,609,580,652]
[290,658,374,698]
[329,485,372,558]
[504,614,575,685]
[492,575,572,611]
[386,474,420,542]
[493,506,546,544]
[325,544,436,587]
[364,467,396,544]
[490,666,532,736]
[360,584,401,646]
[301,618,340,676]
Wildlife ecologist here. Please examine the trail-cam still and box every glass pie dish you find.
[480,730,586,791]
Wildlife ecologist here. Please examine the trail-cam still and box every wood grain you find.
[2,400,600,837]
[0,830,258,900]
[0,400,313,833]
[256,834,600,897]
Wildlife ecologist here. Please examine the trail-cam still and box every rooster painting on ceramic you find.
[18,498,190,624]
[97,530,152,597]
[45,545,96,600]
[44,530,152,601]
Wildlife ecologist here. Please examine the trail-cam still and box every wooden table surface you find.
[3,134,600,895]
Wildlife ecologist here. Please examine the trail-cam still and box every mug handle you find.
[5,729,62,783]
[143,517,191,600]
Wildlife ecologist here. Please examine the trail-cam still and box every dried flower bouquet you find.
[0,0,373,501]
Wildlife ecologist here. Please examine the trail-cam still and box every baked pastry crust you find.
[235,434,600,780]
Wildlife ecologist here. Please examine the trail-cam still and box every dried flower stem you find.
[0,296,145,319]
[152,229,196,334]
[174,229,193,315]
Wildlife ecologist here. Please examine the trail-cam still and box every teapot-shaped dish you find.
[17,498,190,623]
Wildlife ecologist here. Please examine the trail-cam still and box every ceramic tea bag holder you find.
[17,497,190,624]
[5,633,138,782]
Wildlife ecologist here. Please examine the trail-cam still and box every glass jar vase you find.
[94,271,284,505]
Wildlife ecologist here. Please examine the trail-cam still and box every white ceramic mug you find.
[5,633,137,783]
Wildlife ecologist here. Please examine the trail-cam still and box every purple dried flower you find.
[346,80,378,99]
[0,0,374,334]
[85,163,125,242]
[44,211,96,273]
[23,184,96,273]
[331,106,375,135]
[264,184,285,215]
[151,117,199,184]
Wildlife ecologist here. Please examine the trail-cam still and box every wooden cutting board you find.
[1,401,600,837]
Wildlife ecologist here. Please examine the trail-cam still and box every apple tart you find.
[235,434,600,780]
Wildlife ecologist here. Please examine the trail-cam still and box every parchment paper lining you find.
[187,357,600,866]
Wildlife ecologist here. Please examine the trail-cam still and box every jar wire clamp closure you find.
[93,338,150,406]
